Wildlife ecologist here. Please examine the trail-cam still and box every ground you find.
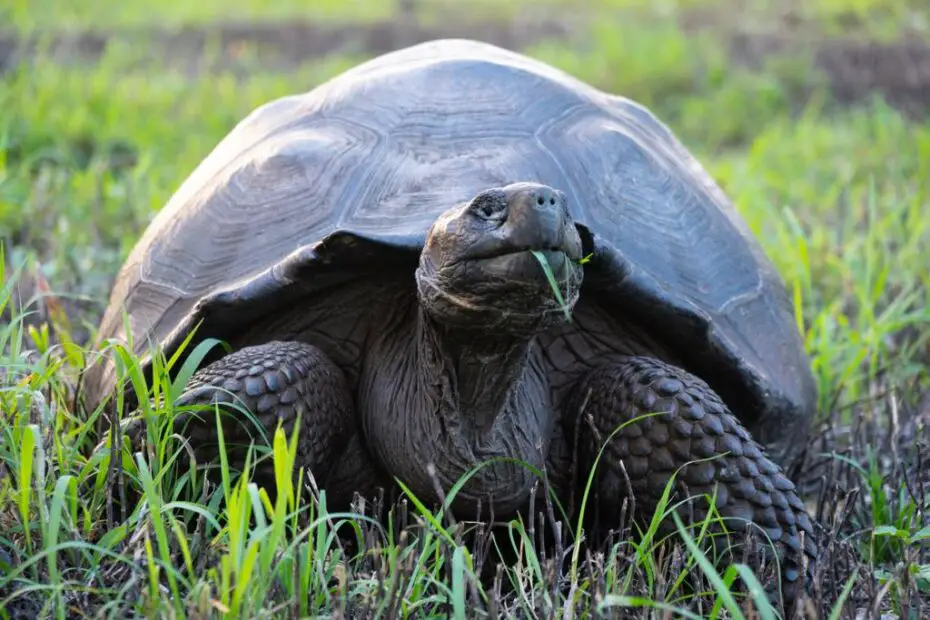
[1,0,929,618]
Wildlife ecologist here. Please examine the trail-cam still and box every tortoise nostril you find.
[534,188,560,208]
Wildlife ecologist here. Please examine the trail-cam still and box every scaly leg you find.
[163,341,360,498]
[563,356,817,608]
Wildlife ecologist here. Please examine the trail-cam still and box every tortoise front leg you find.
[563,356,817,609]
[162,340,365,501]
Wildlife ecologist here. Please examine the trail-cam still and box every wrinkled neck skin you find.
[362,288,556,518]
[420,313,535,436]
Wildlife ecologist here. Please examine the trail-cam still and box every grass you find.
[0,0,721,32]
[3,0,928,41]
[1,0,929,617]
[0,0,398,31]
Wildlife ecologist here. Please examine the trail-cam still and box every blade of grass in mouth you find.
[531,250,572,323]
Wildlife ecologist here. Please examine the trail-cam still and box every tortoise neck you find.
[359,302,552,515]
[419,312,535,435]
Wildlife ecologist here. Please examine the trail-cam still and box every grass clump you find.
[2,0,930,616]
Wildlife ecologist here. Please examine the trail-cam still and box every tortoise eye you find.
[469,188,508,222]
[472,195,506,222]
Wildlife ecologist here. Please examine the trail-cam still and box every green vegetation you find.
[2,0,929,617]
[1,0,394,31]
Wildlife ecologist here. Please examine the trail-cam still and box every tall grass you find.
[0,261,822,617]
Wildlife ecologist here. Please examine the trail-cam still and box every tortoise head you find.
[416,182,585,335]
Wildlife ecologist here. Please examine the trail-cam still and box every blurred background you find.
[1,0,928,415]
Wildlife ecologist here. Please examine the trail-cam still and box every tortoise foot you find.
[565,356,817,610]
[170,340,355,488]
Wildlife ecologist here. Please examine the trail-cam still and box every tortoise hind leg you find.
[562,356,817,610]
[167,340,359,498]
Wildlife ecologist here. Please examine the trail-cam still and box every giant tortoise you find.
[83,39,819,606]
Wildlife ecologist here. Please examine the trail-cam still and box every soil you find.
[730,31,930,116]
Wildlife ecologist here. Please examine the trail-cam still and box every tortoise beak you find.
[462,182,583,263]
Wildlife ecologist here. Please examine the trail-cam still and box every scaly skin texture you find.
[164,341,356,490]
[156,182,817,611]
[563,356,816,606]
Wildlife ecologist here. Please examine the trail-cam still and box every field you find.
[1,0,930,617]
